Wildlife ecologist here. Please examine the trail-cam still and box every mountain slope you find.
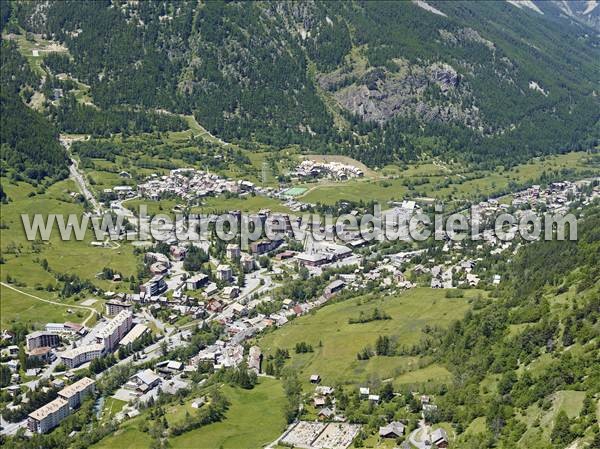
[8,0,600,168]
[0,40,69,183]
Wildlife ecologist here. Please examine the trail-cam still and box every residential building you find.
[140,275,167,297]
[105,300,132,317]
[119,323,149,347]
[27,397,69,434]
[216,265,233,283]
[26,332,60,351]
[60,343,104,369]
[58,377,96,409]
[186,273,209,290]
[240,253,255,272]
[226,244,241,260]
[95,310,133,351]
[250,239,281,255]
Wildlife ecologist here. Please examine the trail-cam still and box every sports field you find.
[282,186,308,196]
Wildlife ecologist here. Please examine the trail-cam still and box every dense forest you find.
[3,0,598,172]
[0,40,69,183]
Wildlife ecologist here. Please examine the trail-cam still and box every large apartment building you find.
[58,376,96,409]
[95,310,133,352]
[27,397,69,434]
[60,343,104,369]
[28,377,96,434]
[26,331,60,351]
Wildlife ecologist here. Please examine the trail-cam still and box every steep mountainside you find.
[0,40,69,183]
[5,0,600,169]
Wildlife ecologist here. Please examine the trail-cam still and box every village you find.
[1,177,598,448]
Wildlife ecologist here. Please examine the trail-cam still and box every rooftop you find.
[28,397,68,421]
[59,377,95,399]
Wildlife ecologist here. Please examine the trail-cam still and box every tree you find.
[551,411,574,447]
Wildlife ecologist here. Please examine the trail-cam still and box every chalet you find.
[204,283,219,297]
[223,286,240,300]
[318,407,333,420]
[431,428,449,448]
[379,421,405,438]
[170,246,187,261]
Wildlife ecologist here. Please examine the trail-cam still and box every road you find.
[60,135,101,215]
[409,417,432,449]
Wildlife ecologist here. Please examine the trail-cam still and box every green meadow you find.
[0,178,138,328]
[91,378,286,449]
[258,287,482,387]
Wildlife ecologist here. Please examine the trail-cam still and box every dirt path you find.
[1,282,97,327]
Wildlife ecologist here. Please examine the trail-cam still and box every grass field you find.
[518,390,586,447]
[169,378,286,449]
[258,288,481,386]
[0,178,138,327]
[91,378,286,449]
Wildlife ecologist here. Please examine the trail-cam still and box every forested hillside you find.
[6,0,598,169]
[415,207,600,448]
[0,40,69,183]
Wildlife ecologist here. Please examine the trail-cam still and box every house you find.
[247,346,262,373]
[126,369,161,393]
[314,396,326,407]
[170,246,187,261]
[318,407,333,420]
[431,428,449,448]
[310,374,321,383]
[191,397,205,409]
[204,283,219,297]
[359,387,370,397]
[6,360,19,372]
[324,279,345,298]
[315,386,334,396]
[368,394,380,403]
[379,421,405,438]
[222,286,240,300]
[1,345,20,358]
